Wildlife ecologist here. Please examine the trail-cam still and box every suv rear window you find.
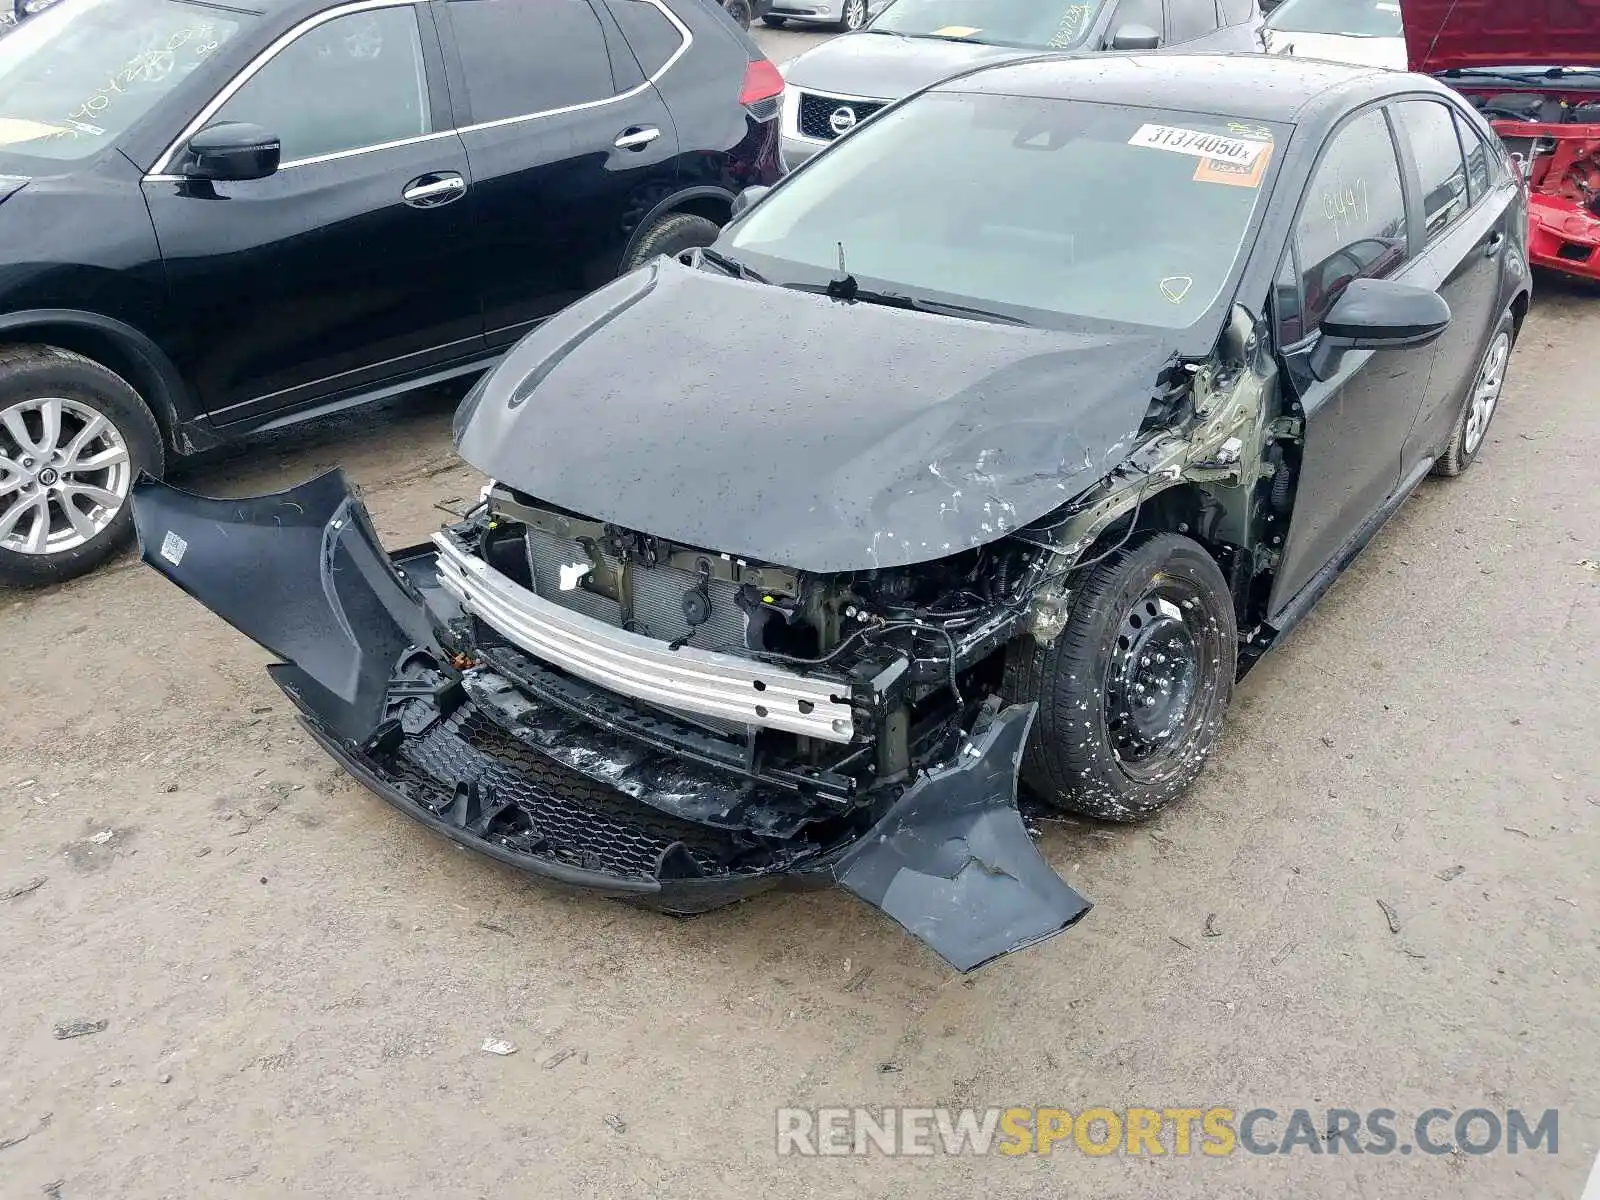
[0,0,249,164]
[447,0,616,123]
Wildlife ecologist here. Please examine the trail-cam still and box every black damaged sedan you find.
[137,53,1529,971]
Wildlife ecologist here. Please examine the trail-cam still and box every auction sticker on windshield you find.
[1128,124,1271,166]
[1194,144,1274,189]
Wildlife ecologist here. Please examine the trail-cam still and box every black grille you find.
[393,704,738,879]
[797,92,886,142]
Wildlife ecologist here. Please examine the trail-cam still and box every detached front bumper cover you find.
[131,470,1091,971]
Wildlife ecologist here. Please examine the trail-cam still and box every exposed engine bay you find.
[1462,87,1600,278]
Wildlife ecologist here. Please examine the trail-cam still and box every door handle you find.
[402,173,467,207]
[614,126,661,151]
[1484,232,1506,258]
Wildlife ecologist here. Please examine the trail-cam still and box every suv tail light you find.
[740,59,784,107]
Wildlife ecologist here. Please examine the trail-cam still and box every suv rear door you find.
[438,0,683,348]
[144,1,482,426]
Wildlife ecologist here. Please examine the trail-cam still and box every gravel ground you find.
[1,32,1596,1193]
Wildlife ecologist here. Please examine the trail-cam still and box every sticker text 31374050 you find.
[1128,124,1272,167]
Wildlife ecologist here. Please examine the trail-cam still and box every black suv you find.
[0,0,781,586]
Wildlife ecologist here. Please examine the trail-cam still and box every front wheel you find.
[0,346,163,588]
[1434,310,1515,478]
[836,0,867,30]
[1002,532,1237,822]
[723,0,752,28]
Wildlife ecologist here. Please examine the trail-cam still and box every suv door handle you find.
[1484,232,1506,258]
[402,172,467,207]
[614,126,661,151]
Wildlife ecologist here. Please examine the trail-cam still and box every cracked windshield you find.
[867,0,1106,48]
[0,0,248,163]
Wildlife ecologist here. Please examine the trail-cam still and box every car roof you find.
[932,53,1438,126]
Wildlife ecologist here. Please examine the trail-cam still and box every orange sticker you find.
[1194,144,1273,188]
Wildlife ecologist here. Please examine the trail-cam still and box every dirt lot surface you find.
[3,40,1598,1194]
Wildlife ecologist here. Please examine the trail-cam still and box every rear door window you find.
[1459,115,1510,202]
[1390,99,1470,245]
[446,0,616,122]
[1293,106,1409,331]
[1167,0,1218,42]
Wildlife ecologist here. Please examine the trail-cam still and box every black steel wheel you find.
[1003,532,1236,821]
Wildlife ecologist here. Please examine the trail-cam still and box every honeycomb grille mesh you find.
[393,704,737,879]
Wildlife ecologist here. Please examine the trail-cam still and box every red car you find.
[1409,0,1600,282]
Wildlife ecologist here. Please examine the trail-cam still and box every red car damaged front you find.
[1408,0,1600,280]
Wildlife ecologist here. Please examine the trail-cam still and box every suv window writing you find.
[727,93,1286,331]
[1168,0,1217,43]
[604,0,682,76]
[1392,100,1469,244]
[0,0,248,164]
[213,7,428,164]
[1295,108,1407,330]
[868,0,1109,49]
[449,0,615,122]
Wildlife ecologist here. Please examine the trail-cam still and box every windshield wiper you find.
[1442,66,1600,86]
[787,281,1030,326]
[784,242,1029,325]
[698,247,768,284]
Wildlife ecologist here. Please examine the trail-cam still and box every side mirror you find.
[1309,278,1452,381]
[1110,23,1161,50]
[183,122,281,182]
[731,185,770,218]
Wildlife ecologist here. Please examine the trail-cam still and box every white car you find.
[1261,0,1406,69]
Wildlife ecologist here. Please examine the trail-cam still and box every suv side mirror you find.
[731,185,770,217]
[1309,278,1452,381]
[1110,23,1161,50]
[183,122,281,182]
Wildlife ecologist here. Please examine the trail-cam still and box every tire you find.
[762,13,786,25]
[1433,310,1515,478]
[1002,532,1237,822]
[0,346,163,588]
[836,0,867,29]
[622,212,723,273]
[723,0,752,27]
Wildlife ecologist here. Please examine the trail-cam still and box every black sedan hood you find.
[455,260,1173,573]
